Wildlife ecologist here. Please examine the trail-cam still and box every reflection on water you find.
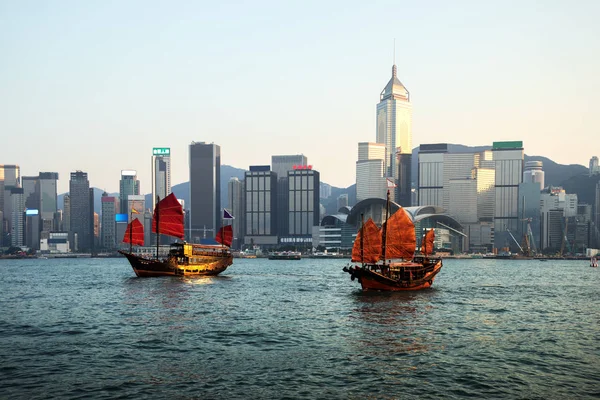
[350,290,441,357]
[0,258,599,399]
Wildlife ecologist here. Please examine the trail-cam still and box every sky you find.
[1,0,598,194]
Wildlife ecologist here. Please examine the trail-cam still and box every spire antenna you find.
[393,38,396,65]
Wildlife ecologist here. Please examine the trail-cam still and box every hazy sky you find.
[1,1,598,194]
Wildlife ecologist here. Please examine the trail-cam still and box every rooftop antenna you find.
[393,38,396,65]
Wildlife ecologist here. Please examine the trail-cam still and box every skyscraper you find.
[418,144,447,207]
[271,155,307,181]
[0,165,20,247]
[523,161,544,191]
[151,147,171,209]
[189,142,221,243]
[69,171,91,252]
[376,64,412,199]
[10,187,24,247]
[284,168,320,246]
[356,142,386,201]
[244,166,278,247]
[39,172,59,231]
[271,155,308,241]
[22,176,39,210]
[119,170,140,214]
[492,141,524,252]
[101,192,117,250]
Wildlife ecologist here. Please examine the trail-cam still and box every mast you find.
[156,196,160,260]
[360,213,364,265]
[129,209,133,254]
[382,190,390,265]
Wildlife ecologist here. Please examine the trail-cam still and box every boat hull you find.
[119,251,233,277]
[344,258,443,291]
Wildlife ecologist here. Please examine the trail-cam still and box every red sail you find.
[152,193,184,240]
[215,225,233,247]
[123,218,144,246]
[382,208,416,261]
[422,229,435,256]
[351,218,382,263]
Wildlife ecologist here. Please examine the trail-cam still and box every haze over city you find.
[1,1,598,193]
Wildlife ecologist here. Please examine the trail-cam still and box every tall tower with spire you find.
[376,64,412,205]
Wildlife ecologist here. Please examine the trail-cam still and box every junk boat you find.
[119,193,233,277]
[343,191,442,291]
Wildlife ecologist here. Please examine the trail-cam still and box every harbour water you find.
[1,257,599,399]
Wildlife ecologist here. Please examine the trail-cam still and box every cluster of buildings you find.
[2,64,599,256]
[0,146,322,254]
[319,65,600,255]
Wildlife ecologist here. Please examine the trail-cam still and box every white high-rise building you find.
[151,147,171,210]
[418,144,447,207]
[356,142,386,201]
[523,161,545,190]
[376,65,412,181]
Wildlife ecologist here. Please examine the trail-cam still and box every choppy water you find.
[1,257,599,399]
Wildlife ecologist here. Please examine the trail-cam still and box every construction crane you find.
[506,228,524,254]
[559,217,572,257]
[520,218,536,257]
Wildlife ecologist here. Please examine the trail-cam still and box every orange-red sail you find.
[382,208,416,261]
[152,193,184,240]
[352,218,382,263]
[422,229,435,256]
[123,218,144,246]
[215,225,233,247]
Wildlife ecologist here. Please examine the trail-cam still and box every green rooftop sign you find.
[153,147,170,156]
[493,141,523,150]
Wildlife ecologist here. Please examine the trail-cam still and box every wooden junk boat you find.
[343,191,443,291]
[119,193,233,277]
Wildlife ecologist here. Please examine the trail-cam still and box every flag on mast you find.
[386,178,397,188]
[223,209,234,219]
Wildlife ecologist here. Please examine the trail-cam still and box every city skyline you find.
[2,1,598,194]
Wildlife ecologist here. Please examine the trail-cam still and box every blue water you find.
[1,257,599,399]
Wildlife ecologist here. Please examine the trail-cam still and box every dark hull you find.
[268,255,301,260]
[119,251,233,277]
[344,258,443,291]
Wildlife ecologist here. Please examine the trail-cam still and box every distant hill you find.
[524,155,588,188]
[560,174,600,205]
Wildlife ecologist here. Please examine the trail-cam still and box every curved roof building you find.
[318,198,464,253]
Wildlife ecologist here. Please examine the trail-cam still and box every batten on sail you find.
[382,208,416,261]
[351,218,382,263]
[151,193,184,239]
[123,218,145,246]
[421,229,435,256]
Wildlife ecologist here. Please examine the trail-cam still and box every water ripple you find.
[0,258,599,398]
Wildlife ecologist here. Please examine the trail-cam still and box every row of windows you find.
[288,175,315,190]
[288,190,315,212]
[288,212,314,235]
[246,212,272,235]
[246,175,273,191]
[246,190,272,212]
